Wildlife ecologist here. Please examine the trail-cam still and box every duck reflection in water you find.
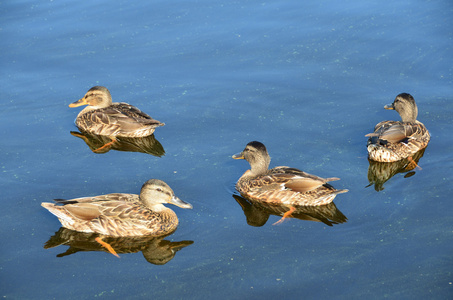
[70,130,165,156]
[367,147,426,192]
[233,194,347,227]
[44,227,193,265]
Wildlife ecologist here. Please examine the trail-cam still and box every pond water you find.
[1,0,452,299]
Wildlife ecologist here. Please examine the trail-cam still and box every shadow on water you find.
[232,194,347,227]
[366,147,427,191]
[44,227,193,265]
[2,0,452,298]
[70,130,165,156]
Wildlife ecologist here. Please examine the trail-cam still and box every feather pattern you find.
[366,93,430,162]
[69,86,164,137]
[42,179,192,237]
[233,141,348,206]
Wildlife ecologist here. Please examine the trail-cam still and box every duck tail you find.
[335,189,349,195]
[325,177,340,182]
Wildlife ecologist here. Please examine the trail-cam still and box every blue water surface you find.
[1,0,452,299]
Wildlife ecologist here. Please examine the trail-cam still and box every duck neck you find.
[249,156,270,177]
[400,106,418,123]
[146,203,169,212]
[77,106,97,118]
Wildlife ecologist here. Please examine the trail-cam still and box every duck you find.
[41,179,192,237]
[69,86,164,139]
[232,141,348,207]
[366,93,430,162]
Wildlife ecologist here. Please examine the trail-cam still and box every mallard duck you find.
[366,93,430,162]
[69,86,164,138]
[232,141,348,207]
[41,179,192,237]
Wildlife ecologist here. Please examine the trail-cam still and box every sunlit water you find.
[1,0,452,299]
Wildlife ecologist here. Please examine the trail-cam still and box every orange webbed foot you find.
[95,237,120,258]
[273,206,296,225]
[93,137,117,153]
[407,156,422,170]
[70,131,89,142]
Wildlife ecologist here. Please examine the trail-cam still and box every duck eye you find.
[156,188,163,192]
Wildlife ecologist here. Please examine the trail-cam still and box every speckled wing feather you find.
[272,166,340,183]
[76,103,164,137]
[367,121,417,143]
[53,194,142,221]
[45,193,177,236]
[91,207,167,237]
[237,168,346,206]
[368,120,429,142]
[366,120,430,162]
[255,172,324,194]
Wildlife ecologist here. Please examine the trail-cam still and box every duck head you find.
[233,141,271,176]
[69,86,113,109]
[140,179,192,210]
[384,93,418,123]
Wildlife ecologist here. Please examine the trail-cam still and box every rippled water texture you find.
[1,0,452,299]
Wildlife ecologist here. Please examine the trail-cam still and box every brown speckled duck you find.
[366,93,430,162]
[41,179,192,237]
[232,141,348,207]
[69,86,164,138]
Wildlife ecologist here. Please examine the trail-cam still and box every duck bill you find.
[384,103,394,110]
[232,152,245,159]
[169,196,192,209]
[69,98,88,108]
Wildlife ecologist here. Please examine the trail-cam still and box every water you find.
[1,0,452,299]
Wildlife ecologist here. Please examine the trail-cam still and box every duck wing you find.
[53,193,140,221]
[375,123,407,143]
[366,121,422,144]
[92,103,162,128]
[267,167,339,193]
[272,166,339,182]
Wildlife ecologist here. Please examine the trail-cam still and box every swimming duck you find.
[41,179,192,237]
[69,86,164,138]
[366,93,430,162]
[232,141,348,207]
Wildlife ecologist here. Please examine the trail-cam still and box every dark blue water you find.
[1,0,452,299]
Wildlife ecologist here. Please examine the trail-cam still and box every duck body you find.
[233,141,348,206]
[42,179,192,237]
[366,93,430,162]
[70,86,164,138]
